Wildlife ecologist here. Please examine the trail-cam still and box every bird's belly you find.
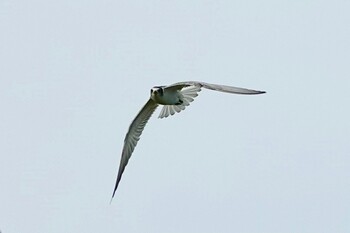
[153,92,180,105]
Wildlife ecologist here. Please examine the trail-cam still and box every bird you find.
[111,81,265,199]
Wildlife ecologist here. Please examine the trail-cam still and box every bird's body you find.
[150,86,182,105]
[111,81,265,200]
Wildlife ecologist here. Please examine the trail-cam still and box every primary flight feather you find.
[111,81,265,199]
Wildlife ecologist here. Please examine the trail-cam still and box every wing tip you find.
[246,90,266,94]
[110,183,119,202]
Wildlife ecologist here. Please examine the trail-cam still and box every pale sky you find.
[1,0,349,232]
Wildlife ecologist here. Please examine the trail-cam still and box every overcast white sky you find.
[1,0,350,232]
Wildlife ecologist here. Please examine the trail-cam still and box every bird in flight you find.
[111,81,265,199]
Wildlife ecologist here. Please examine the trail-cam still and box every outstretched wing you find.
[112,99,158,199]
[158,81,265,118]
[166,81,266,95]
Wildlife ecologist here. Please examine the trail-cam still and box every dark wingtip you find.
[110,182,119,203]
[109,197,113,204]
[110,186,118,204]
[244,90,266,95]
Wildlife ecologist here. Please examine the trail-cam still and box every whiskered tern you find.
[111,81,265,199]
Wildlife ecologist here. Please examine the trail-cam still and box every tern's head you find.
[150,86,164,97]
